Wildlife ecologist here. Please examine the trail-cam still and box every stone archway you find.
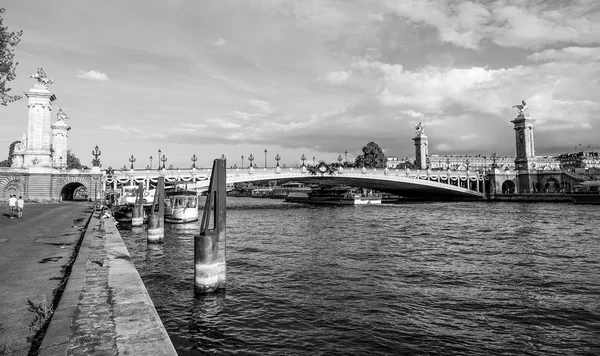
[544,178,560,193]
[501,180,516,194]
[3,180,24,201]
[61,182,87,201]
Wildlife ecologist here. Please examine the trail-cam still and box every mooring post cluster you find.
[194,158,227,294]
[147,176,165,243]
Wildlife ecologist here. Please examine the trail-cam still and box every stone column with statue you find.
[412,122,429,170]
[511,100,537,193]
[51,107,71,168]
[22,68,57,169]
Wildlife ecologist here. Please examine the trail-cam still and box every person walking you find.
[17,196,24,218]
[8,195,17,218]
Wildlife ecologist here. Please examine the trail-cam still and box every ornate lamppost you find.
[465,158,470,171]
[161,154,167,169]
[345,150,348,165]
[264,149,267,168]
[313,156,316,166]
[92,145,102,167]
[149,156,153,169]
[129,155,136,170]
[157,149,162,170]
[337,154,343,166]
[191,154,197,169]
[275,154,281,167]
[491,152,498,168]
[241,155,244,169]
[301,154,306,167]
[446,157,451,170]
[248,154,254,168]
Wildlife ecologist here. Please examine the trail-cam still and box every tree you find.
[0,140,18,167]
[0,8,23,106]
[67,149,84,169]
[354,142,387,168]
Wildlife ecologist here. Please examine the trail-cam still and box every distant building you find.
[556,151,600,171]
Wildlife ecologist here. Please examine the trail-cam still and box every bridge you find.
[105,165,487,199]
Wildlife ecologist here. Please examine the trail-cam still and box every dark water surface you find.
[120,199,600,355]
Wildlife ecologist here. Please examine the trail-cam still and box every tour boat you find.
[285,187,382,205]
[164,189,199,223]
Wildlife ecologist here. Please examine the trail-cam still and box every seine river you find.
[120,198,600,355]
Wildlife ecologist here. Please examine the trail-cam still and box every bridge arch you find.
[501,180,516,194]
[58,176,90,201]
[544,178,560,193]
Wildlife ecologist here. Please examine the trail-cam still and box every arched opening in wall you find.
[3,181,22,201]
[61,183,88,201]
[544,178,560,193]
[501,180,515,194]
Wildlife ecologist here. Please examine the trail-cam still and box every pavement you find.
[0,202,176,356]
[0,202,92,355]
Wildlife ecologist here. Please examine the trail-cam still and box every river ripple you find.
[120,198,600,355]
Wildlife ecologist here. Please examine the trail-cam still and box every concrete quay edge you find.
[38,209,177,356]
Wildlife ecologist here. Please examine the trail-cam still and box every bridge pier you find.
[132,182,144,227]
[194,158,226,294]
[147,177,164,243]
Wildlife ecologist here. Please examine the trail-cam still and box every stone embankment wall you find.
[38,209,176,355]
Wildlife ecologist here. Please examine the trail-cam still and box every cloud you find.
[77,70,109,82]
[527,47,600,63]
[215,36,226,46]
[380,1,600,49]
[317,70,352,85]
[400,109,424,118]
[249,99,274,114]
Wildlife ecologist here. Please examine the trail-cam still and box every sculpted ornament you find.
[15,133,27,152]
[415,122,425,135]
[512,100,529,117]
[30,68,53,86]
[57,107,69,121]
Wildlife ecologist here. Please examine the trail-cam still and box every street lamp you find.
[275,154,281,167]
[129,155,136,170]
[161,154,167,169]
[313,156,316,166]
[337,154,343,166]
[264,149,268,168]
[157,149,162,170]
[191,154,197,168]
[345,150,348,166]
[248,154,254,168]
[301,154,306,167]
[446,157,451,170]
[92,145,101,167]
[241,155,244,169]
[149,156,153,170]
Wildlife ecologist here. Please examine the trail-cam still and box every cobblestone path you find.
[67,227,118,356]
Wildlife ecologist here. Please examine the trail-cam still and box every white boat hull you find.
[165,207,199,223]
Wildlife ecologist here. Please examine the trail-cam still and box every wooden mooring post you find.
[131,182,144,227]
[147,176,165,243]
[194,158,226,294]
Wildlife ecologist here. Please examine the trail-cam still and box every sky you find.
[1,0,600,169]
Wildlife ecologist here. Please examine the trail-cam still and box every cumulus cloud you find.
[77,70,109,82]
[318,70,352,85]
[400,109,424,118]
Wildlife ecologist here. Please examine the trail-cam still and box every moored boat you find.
[164,189,199,223]
[285,187,382,205]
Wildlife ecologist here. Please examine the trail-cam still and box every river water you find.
[119,198,600,355]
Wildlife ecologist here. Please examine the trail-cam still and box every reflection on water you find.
[120,198,600,356]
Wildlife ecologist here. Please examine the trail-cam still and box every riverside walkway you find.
[0,202,176,356]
